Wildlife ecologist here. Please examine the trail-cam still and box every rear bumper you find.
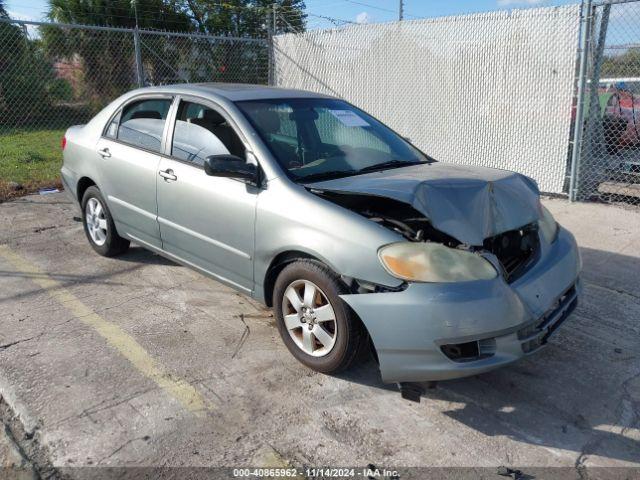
[340,227,581,383]
[60,166,80,209]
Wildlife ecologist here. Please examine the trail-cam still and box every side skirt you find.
[125,233,254,296]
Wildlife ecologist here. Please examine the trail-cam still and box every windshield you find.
[235,98,432,182]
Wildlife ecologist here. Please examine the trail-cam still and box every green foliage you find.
[182,0,306,37]
[0,23,54,125]
[42,0,195,100]
[48,78,75,102]
[601,48,640,79]
[39,0,307,95]
[48,0,194,31]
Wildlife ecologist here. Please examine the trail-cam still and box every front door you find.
[98,96,173,248]
[156,99,257,292]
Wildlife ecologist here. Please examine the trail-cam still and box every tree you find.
[601,48,640,79]
[41,1,195,101]
[0,2,53,128]
[182,0,306,37]
[183,0,306,38]
[160,1,306,85]
[48,0,194,31]
[40,0,307,98]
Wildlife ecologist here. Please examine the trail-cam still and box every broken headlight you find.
[538,205,558,244]
[378,242,498,283]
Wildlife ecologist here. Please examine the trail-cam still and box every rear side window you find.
[117,99,172,153]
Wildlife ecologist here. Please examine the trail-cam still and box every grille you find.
[483,223,540,283]
[518,283,578,353]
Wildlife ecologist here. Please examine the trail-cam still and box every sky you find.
[6,0,578,27]
[305,0,575,26]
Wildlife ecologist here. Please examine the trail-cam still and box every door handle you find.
[159,169,177,181]
[97,148,111,158]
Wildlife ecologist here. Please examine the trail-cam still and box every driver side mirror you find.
[204,154,258,184]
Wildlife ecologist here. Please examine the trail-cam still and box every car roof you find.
[134,83,334,102]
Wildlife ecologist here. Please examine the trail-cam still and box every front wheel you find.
[273,260,363,374]
[81,186,130,257]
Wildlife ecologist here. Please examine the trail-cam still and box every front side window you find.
[117,98,172,153]
[171,101,246,166]
[236,98,432,182]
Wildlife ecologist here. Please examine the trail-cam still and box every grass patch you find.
[0,129,65,185]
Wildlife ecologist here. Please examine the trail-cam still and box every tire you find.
[273,260,363,374]
[81,186,130,257]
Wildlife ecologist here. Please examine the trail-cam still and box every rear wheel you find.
[81,186,129,257]
[273,260,363,374]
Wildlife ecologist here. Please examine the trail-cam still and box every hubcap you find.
[282,280,337,357]
[85,197,107,246]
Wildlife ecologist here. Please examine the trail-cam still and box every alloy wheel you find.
[282,279,337,357]
[85,197,108,246]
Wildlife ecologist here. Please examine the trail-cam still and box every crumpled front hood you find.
[307,163,542,246]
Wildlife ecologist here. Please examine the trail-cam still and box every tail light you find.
[61,136,67,150]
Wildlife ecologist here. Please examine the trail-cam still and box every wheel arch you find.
[263,250,322,308]
[76,176,97,204]
[264,250,377,366]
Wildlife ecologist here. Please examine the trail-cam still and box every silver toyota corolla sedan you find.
[61,83,581,389]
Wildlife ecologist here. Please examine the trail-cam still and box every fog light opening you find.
[441,338,496,363]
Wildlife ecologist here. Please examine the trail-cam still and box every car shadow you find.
[116,246,177,266]
[335,246,640,465]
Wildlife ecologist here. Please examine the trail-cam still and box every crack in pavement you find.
[0,334,42,351]
[585,281,640,304]
[96,435,151,465]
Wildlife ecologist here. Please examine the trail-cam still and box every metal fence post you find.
[577,2,611,200]
[267,5,276,86]
[569,0,593,202]
[133,27,144,88]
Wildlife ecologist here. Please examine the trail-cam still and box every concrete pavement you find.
[0,193,638,478]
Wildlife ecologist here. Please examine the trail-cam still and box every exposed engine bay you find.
[312,190,461,246]
[312,189,540,283]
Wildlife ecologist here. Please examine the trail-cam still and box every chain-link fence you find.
[4,3,640,207]
[570,0,640,205]
[273,5,581,195]
[0,18,268,201]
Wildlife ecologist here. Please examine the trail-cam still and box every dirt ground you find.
[0,193,638,479]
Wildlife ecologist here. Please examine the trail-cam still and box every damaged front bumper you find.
[340,226,581,383]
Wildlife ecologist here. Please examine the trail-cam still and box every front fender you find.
[253,178,404,302]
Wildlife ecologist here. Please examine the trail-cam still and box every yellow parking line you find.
[0,245,209,416]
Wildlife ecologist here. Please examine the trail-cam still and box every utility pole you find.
[399,0,403,21]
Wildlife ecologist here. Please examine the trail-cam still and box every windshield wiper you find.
[357,160,422,174]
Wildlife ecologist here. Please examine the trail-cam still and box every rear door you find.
[97,96,173,248]
[156,97,258,292]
